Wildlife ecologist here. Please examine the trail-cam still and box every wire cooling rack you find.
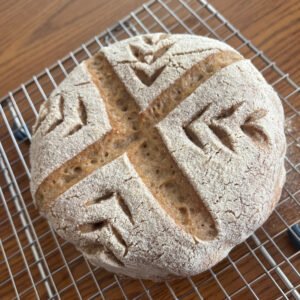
[0,0,299,299]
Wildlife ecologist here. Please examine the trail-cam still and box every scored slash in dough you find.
[30,34,286,281]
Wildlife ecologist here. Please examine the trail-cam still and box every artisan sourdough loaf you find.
[30,34,286,280]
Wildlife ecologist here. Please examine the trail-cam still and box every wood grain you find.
[210,0,300,85]
[0,0,299,100]
[0,1,299,300]
[0,0,147,99]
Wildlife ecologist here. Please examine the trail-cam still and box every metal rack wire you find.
[0,0,299,299]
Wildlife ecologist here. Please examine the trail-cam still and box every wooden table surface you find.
[0,1,299,300]
[0,0,299,100]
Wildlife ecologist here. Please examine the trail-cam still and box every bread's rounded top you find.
[30,34,286,280]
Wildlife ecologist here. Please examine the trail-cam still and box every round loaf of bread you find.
[30,33,286,280]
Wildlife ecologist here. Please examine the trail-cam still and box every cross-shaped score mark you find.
[36,45,244,241]
[81,53,219,241]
